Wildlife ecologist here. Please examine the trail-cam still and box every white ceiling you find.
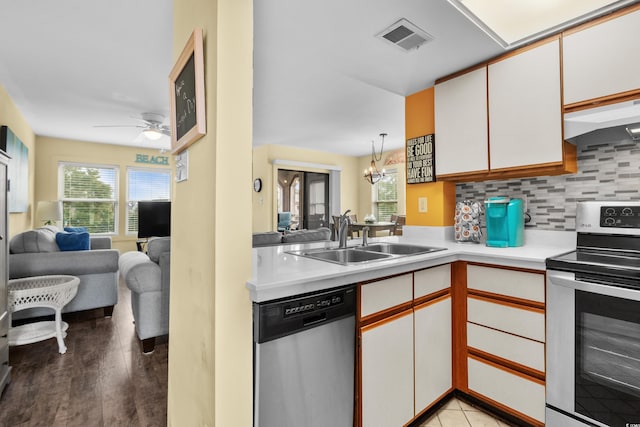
[1,1,623,157]
[0,0,174,151]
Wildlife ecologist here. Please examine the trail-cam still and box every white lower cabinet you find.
[361,310,414,427]
[414,296,452,414]
[465,263,546,425]
[359,262,547,426]
[468,357,545,423]
[359,266,452,426]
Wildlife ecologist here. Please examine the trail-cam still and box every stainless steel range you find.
[546,201,640,427]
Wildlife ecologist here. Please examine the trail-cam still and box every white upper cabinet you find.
[488,38,563,170]
[563,7,640,106]
[435,67,488,176]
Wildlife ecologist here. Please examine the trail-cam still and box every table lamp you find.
[37,201,62,225]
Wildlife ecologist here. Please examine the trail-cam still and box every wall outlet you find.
[418,197,428,213]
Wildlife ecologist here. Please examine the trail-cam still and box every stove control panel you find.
[576,201,640,235]
[600,205,640,228]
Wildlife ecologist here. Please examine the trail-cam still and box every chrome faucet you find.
[361,226,369,247]
[338,209,351,248]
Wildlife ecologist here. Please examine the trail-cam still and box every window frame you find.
[125,166,172,236]
[58,161,120,235]
[371,168,398,222]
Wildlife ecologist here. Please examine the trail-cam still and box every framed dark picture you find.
[169,27,206,154]
[0,126,29,212]
[406,134,436,184]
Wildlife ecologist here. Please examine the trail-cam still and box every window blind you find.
[60,163,118,233]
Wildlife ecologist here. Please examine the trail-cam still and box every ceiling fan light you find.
[143,128,163,140]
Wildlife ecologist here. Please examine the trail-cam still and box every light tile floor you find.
[419,397,514,427]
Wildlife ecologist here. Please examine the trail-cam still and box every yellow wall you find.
[35,136,174,253]
[252,145,407,233]
[405,87,455,226]
[168,1,253,426]
[252,144,360,232]
[0,85,36,236]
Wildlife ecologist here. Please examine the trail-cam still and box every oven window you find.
[576,290,640,427]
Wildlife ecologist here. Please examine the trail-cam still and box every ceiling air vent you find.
[376,18,434,52]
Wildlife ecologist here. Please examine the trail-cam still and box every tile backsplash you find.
[456,136,640,231]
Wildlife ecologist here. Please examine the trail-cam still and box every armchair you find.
[118,237,170,353]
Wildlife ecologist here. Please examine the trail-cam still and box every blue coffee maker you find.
[484,197,524,247]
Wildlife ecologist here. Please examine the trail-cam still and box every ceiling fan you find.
[94,112,171,141]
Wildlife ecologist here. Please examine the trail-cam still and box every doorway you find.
[277,169,329,230]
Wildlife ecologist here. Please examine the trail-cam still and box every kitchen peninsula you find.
[248,229,574,427]
[247,230,573,302]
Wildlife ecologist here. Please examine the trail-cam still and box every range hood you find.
[564,99,640,140]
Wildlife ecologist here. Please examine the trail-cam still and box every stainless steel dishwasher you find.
[253,284,356,427]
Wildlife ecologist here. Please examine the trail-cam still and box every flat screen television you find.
[137,201,171,238]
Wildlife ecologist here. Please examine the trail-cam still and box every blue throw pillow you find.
[55,232,90,251]
[64,226,88,233]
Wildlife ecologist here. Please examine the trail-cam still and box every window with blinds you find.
[60,163,118,233]
[373,169,398,222]
[126,167,171,235]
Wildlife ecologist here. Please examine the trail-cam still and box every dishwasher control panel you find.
[283,293,343,317]
[253,285,356,344]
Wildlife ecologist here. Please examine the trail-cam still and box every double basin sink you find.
[287,242,447,266]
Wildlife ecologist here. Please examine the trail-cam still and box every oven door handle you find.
[547,270,640,302]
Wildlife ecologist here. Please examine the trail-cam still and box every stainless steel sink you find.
[287,247,393,265]
[354,242,447,256]
[287,243,446,265]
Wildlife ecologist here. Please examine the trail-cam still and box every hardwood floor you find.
[0,279,168,427]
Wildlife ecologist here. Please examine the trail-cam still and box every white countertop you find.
[247,229,576,302]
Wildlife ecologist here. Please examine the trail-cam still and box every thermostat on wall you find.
[175,150,188,182]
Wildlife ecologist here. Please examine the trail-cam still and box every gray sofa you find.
[118,237,170,353]
[9,226,120,320]
[252,227,331,247]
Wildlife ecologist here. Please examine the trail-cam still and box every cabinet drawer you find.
[467,322,545,372]
[467,265,544,303]
[467,297,545,342]
[468,357,545,423]
[360,273,412,318]
[414,264,450,299]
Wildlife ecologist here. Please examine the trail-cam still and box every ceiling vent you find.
[376,19,434,52]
